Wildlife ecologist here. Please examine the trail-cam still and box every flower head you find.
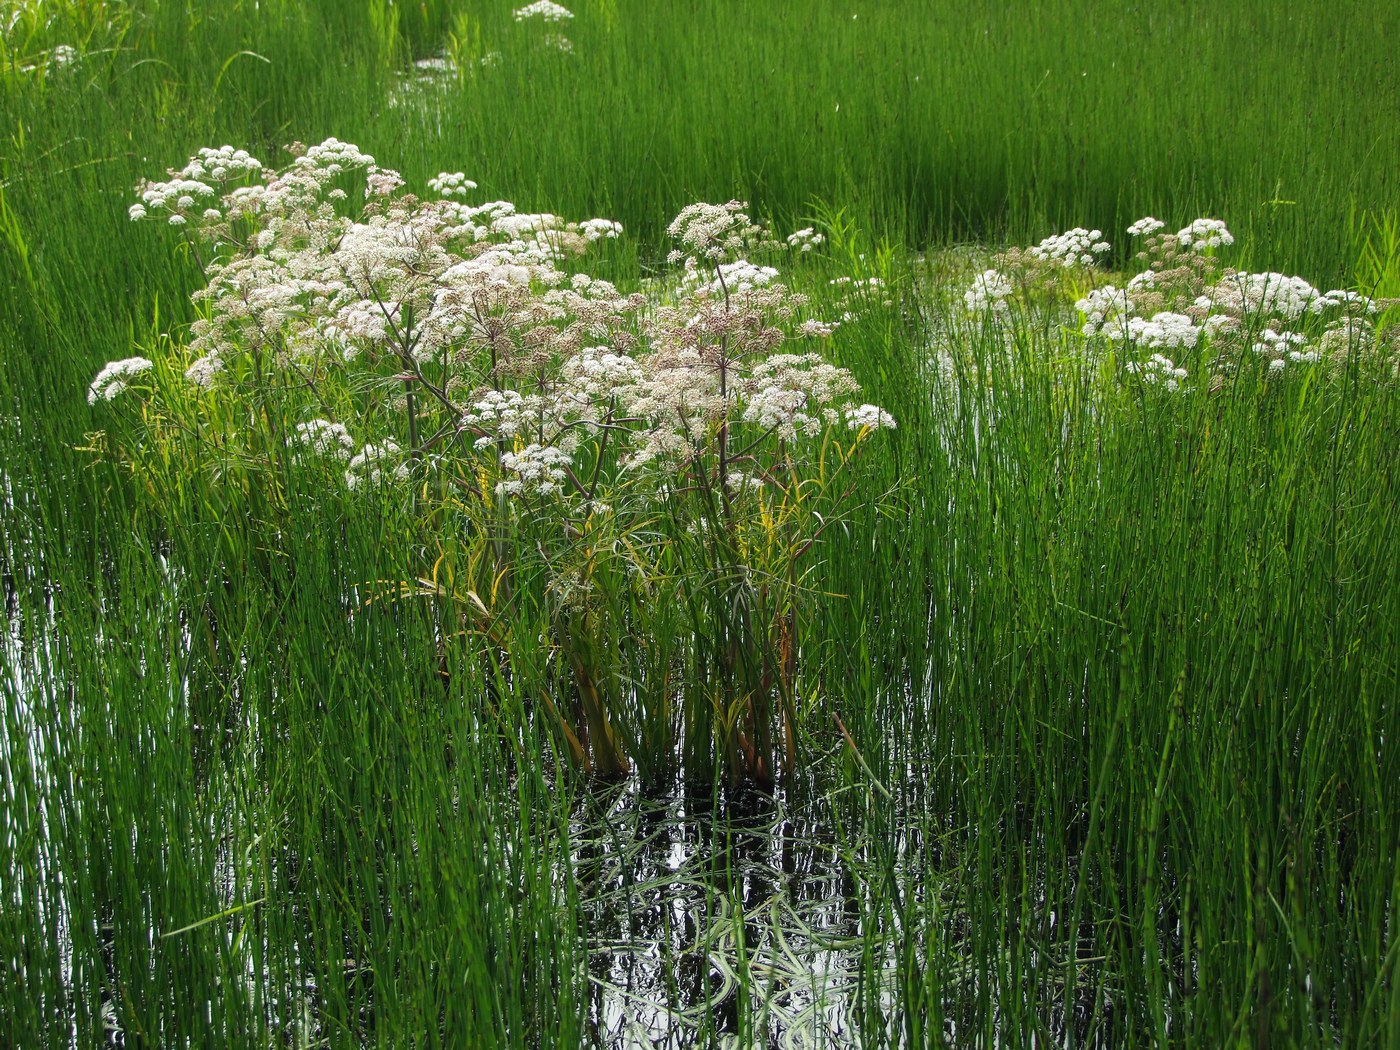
[964,269,1013,315]
[786,227,825,252]
[845,403,896,430]
[88,357,153,404]
[666,201,774,265]
[1176,218,1234,251]
[514,1,573,21]
[1126,217,1166,238]
[1029,228,1110,268]
[428,172,478,198]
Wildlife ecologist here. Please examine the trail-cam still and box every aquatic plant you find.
[958,217,1398,395]
[93,139,894,787]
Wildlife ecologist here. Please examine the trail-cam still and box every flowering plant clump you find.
[94,139,894,788]
[952,214,1398,394]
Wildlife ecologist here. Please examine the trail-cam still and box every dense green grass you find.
[2,1,1397,1046]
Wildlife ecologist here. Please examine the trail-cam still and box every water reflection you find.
[571,780,892,1049]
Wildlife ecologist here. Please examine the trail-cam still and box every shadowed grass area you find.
[2,1,1397,1046]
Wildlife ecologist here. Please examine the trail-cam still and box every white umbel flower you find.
[1126,217,1166,237]
[293,420,356,462]
[683,259,780,296]
[579,218,623,242]
[184,353,225,389]
[1125,353,1188,392]
[666,201,772,264]
[1029,228,1110,267]
[1075,285,1133,338]
[514,1,573,21]
[786,227,825,252]
[345,441,409,489]
[88,357,153,404]
[428,172,478,198]
[497,444,573,497]
[963,269,1013,315]
[1209,271,1320,320]
[1252,329,1316,371]
[1176,218,1234,251]
[1126,312,1200,350]
[844,404,897,430]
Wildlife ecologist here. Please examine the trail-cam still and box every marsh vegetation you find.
[2,2,1397,1046]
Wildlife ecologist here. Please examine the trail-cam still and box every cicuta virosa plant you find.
[95,141,896,788]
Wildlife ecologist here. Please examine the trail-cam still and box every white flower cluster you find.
[1001,210,1400,395]
[1201,314,1237,339]
[129,146,263,225]
[366,169,406,197]
[1126,353,1188,392]
[786,228,825,252]
[87,361,154,406]
[1126,312,1200,350]
[130,180,215,224]
[107,141,897,511]
[845,403,897,430]
[514,1,573,21]
[254,137,378,216]
[428,172,477,198]
[561,346,643,404]
[579,218,624,242]
[1317,317,1379,360]
[1126,217,1166,237]
[798,318,839,339]
[1206,271,1321,321]
[963,269,1014,315]
[88,357,153,404]
[293,419,356,461]
[1075,285,1133,338]
[187,145,264,182]
[1177,218,1234,251]
[1313,288,1378,314]
[1252,329,1316,373]
[1198,272,1377,324]
[345,441,410,490]
[683,259,780,296]
[740,354,864,442]
[332,299,397,346]
[184,352,225,388]
[1029,228,1110,268]
[724,472,765,494]
[461,389,532,448]
[498,443,572,496]
[303,137,376,171]
[666,201,773,264]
